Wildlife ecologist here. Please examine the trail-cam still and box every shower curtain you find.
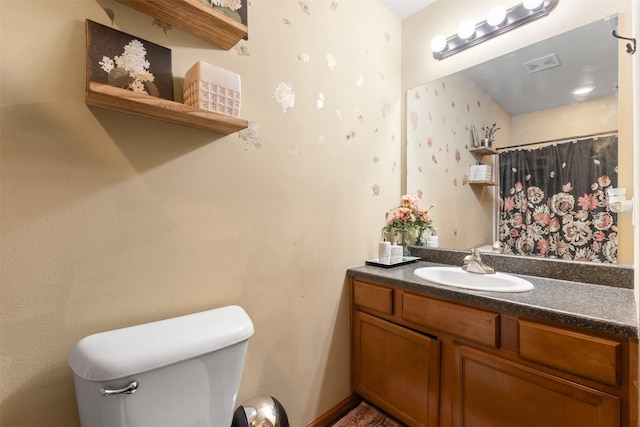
[498,134,618,263]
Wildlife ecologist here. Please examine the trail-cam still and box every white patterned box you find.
[183,61,241,118]
[469,164,492,181]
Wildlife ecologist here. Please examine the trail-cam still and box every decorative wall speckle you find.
[298,1,310,15]
[297,52,310,62]
[326,53,336,70]
[234,43,250,55]
[152,18,172,34]
[273,82,296,113]
[289,144,302,157]
[238,121,261,149]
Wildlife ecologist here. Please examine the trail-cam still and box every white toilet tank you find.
[68,305,254,427]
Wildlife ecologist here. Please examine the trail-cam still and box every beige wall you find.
[511,96,618,146]
[402,0,635,264]
[0,1,402,425]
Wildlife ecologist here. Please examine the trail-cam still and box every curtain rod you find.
[496,130,618,152]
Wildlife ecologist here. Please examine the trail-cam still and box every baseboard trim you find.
[305,394,362,427]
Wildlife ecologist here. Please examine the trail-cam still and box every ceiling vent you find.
[523,53,561,74]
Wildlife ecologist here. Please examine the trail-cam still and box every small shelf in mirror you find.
[462,175,498,187]
[86,81,249,134]
[469,146,499,156]
[466,179,497,186]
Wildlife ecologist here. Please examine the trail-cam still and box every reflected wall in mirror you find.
[407,17,633,264]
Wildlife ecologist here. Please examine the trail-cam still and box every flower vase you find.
[415,228,436,247]
[399,230,411,256]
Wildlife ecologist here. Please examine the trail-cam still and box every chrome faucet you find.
[462,249,495,274]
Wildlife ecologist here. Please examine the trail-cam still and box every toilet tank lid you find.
[68,305,254,381]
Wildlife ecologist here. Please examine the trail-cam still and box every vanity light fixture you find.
[523,0,544,10]
[431,34,448,53]
[431,0,560,60]
[487,6,507,27]
[457,20,476,40]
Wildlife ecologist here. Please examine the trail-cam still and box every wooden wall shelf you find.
[86,82,248,134]
[466,180,497,186]
[115,0,247,50]
[469,146,499,156]
[467,146,498,186]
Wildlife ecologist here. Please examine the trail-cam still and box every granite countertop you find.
[347,260,638,338]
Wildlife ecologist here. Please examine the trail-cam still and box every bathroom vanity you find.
[347,260,638,427]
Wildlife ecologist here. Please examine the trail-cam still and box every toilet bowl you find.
[68,305,254,427]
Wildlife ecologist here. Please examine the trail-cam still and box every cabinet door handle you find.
[100,380,138,396]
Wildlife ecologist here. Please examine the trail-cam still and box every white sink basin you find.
[413,266,534,292]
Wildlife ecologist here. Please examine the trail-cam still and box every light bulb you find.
[431,34,447,52]
[523,0,544,10]
[487,6,507,26]
[457,20,475,39]
[573,86,594,95]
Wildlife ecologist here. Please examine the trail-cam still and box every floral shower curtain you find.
[498,134,618,263]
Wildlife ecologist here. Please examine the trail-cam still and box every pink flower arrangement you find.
[385,195,435,245]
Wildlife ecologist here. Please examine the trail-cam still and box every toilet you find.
[67,305,254,427]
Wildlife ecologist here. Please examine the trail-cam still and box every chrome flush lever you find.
[100,380,138,396]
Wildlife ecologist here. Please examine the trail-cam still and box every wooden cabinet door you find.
[352,310,440,427]
[452,346,620,427]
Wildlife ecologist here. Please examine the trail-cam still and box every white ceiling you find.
[461,18,617,116]
[380,0,436,20]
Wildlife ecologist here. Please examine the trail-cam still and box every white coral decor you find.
[99,39,155,95]
[210,0,242,10]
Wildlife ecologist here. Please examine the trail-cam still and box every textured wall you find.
[0,1,402,425]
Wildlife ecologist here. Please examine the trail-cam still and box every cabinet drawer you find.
[353,280,393,315]
[402,293,500,348]
[518,320,621,386]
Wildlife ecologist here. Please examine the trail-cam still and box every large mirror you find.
[406,16,633,264]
